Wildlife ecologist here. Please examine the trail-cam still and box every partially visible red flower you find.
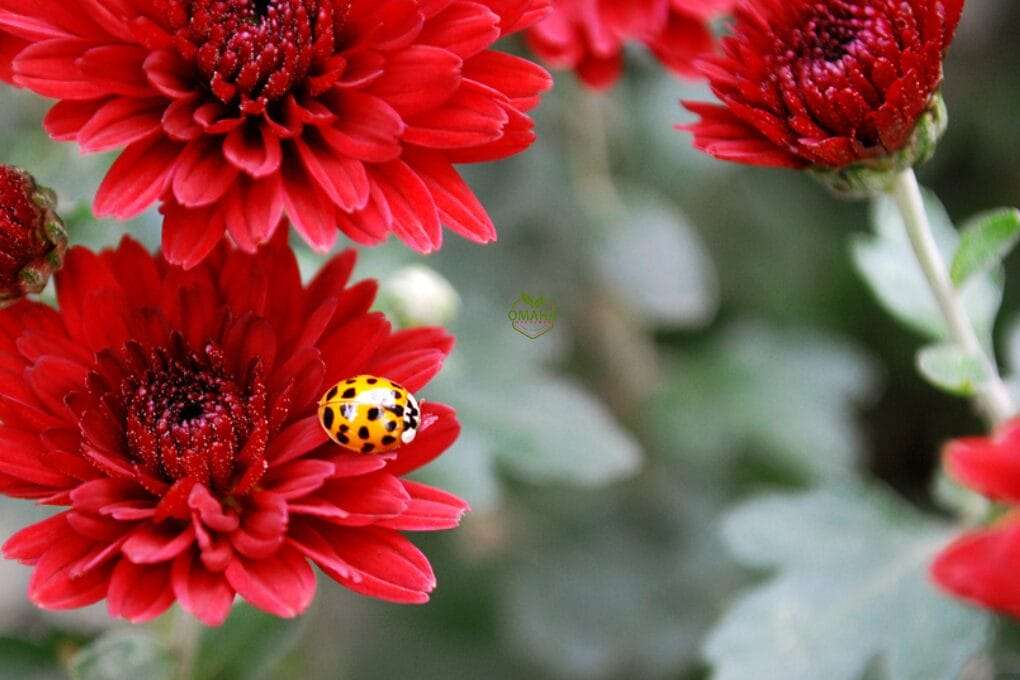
[0,165,67,307]
[0,0,553,269]
[0,232,467,625]
[932,420,1020,618]
[527,0,732,89]
[681,0,964,169]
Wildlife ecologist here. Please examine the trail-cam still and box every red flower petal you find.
[405,151,496,244]
[266,417,330,466]
[94,133,181,219]
[264,459,335,500]
[172,551,236,626]
[311,472,411,526]
[28,528,114,609]
[403,80,508,148]
[369,160,442,253]
[107,559,175,623]
[417,1,500,59]
[280,154,340,253]
[161,199,227,271]
[230,491,287,559]
[377,480,470,531]
[944,420,1020,504]
[293,523,435,604]
[173,136,241,208]
[122,524,195,564]
[370,45,463,117]
[3,511,71,564]
[224,124,283,178]
[932,519,1020,619]
[224,545,316,618]
[386,403,460,477]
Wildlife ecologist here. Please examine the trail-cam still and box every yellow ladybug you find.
[318,375,421,454]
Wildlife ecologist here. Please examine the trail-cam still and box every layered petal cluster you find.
[527,0,732,89]
[681,0,964,169]
[0,233,467,625]
[932,420,1020,618]
[0,0,553,268]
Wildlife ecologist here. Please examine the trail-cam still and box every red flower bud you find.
[681,0,964,194]
[0,165,67,307]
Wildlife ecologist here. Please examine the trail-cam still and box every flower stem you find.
[889,168,1015,426]
[170,605,202,680]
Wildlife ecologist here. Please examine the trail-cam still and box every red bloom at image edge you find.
[0,1,553,269]
[680,0,964,169]
[527,0,734,89]
[0,233,468,625]
[932,420,1020,618]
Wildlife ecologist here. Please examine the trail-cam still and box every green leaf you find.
[0,633,83,680]
[916,344,989,396]
[504,484,743,680]
[69,630,177,680]
[931,471,992,523]
[421,295,642,511]
[594,190,719,329]
[950,208,1020,287]
[427,372,642,507]
[648,323,878,482]
[704,484,993,680]
[852,191,1003,344]
[193,603,306,680]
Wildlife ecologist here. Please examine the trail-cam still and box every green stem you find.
[889,168,1015,426]
[170,606,202,680]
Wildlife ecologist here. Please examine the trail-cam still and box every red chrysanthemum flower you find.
[527,0,732,89]
[931,419,1020,618]
[0,232,467,625]
[681,0,963,170]
[0,0,553,269]
[0,165,68,308]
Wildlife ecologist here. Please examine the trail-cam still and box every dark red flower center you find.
[123,341,269,497]
[164,0,348,111]
[778,1,905,72]
[0,167,47,288]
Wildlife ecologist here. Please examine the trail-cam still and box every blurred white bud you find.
[382,265,461,328]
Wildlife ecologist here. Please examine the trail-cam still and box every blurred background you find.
[1,2,1020,678]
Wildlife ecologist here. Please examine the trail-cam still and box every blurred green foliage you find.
[4,2,1020,678]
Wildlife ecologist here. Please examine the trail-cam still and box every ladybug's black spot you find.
[337,434,350,445]
[321,407,335,431]
[390,405,405,417]
[326,386,339,401]
[382,435,396,446]
[393,382,405,390]
[386,420,397,432]
[362,443,375,454]
[342,388,357,399]
[392,390,401,400]
[358,426,370,440]
[367,408,380,421]
[340,424,349,433]
[346,378,356,384]
[367,377,378,384]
